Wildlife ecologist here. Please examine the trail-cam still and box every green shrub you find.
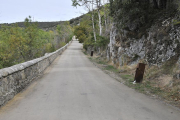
[74,25,88,43]
[59,42,66,47]
[95,35,109,48]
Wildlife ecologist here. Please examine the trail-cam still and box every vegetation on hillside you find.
[72,0,111,50]
[109,0,178,33]
[57,21,74,44]
[0,16,73,69]
[72,0,179,47]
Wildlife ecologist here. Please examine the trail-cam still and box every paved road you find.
[0,40,180,120]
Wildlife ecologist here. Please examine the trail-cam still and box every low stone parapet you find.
[0,40,72,106]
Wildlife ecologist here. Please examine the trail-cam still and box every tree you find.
[24,16,39,60]
[153,0,159,9]
[57,21,73,43]
[74,25,88,43]
[95,0,102,36]
[0,16,63,69]
[102,0,108,31]
[72,0,97,42]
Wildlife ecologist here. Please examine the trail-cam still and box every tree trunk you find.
[92,14,97,42]
[97,9,102,36]
[91,1,97,42]
[96,0,102,36]
[153,0,159,9]
[103,0,108,31]
[160,0,167,9]
[104,12,107,31]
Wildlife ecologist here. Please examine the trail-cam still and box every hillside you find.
[0,21,61,29]
[0,16,74,69]
[0,14,83,29]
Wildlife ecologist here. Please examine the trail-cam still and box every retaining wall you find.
[0,40,72,106]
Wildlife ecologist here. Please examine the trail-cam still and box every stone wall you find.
[0,40,72,106]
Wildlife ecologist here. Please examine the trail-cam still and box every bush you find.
[110,0,177,32]
[0,16,63,69]
[59,42,66,47]
[83,34,109,50]
[74,25,88,43]
[95,35,109,48]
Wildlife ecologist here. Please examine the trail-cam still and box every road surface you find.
[0,40,180,120]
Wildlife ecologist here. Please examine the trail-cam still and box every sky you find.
[0,0,88,23]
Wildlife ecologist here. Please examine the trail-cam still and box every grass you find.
[173,20,180,26]
[104,65,119,73]
[97,60,106,64]
[88,55,107,65]
[120,74,134,81]
[89,55,167,96]
[120,74,151,93]
[83,50,88,55]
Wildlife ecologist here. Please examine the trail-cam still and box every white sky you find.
[0,0,88,23]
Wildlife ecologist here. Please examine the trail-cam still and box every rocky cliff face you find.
[108,17,180,67]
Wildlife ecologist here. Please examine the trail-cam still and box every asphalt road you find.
[0,40,180,120]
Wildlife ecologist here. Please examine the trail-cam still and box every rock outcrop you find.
[107,18,180,67]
